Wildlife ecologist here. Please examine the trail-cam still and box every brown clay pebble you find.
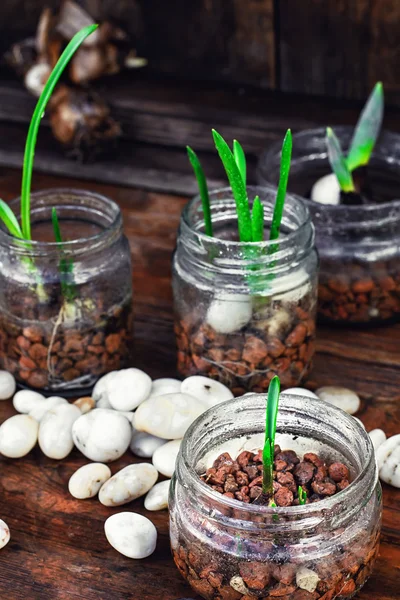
[239,561,271,590]
[274,487,294,507]
[328,462,350,483]
[294,461,315,484]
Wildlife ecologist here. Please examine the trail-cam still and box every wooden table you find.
[0,157,399,597]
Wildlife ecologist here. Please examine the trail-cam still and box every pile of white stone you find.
[0,369,234,558]
[0,371,398,559]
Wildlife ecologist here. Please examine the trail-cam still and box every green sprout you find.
[233,139,247,186]
[347,82,384,172]
[326,127,355,193]
[270,129,292,242]
[51,208,76,303]
[298,486,307,506]
[187,146,213,237]
[262,375,280,503]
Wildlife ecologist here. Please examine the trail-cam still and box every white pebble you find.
[181,376,233,408]
[151,378,181,396]
[310,173,341,205]
[376,434,400,488]
[230,576,248,595]
[207,293,252,334]
[0,371,16,400]
[39,404,81,459]
[369,429,387,451]
[13,390,45,414]
[152,440,182,477]
[119,411,136,424]
[316,386,360,415]
[282,387,318,399]
[94,369,152,412]
[134,393,206,439]
[92,372,117,407]
[72,409,132,462]
[296,566,320,593]
[29,396,68,422]
[104,512,157,559]
[73,396,95,414]
[130,431,167,458]
[68,463,112,499]
[0,414,38,458]
[144,479,171,511]
[0,520,10,549]
[99,463,158,506]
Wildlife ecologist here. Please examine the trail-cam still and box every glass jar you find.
[170,393,382,600]
[0,189,133,393]
[172,186,318,394]
[258,127,400,324]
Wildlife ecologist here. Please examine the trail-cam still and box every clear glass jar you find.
[0,189,133,393]
[258,127,400,324]
[172,186,318,394]
[170,393,382,600]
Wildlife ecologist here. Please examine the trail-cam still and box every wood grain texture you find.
[0,167,399,599]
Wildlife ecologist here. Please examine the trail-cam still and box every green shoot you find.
[262,375,280,501]
[233,140,246,186]
[187,146,213,237]
[21,24,98,240]
[326,127,355,193]
[251,196,264,243]
[0,199,23,239]
[270,129,292,243]
[212,129,253,242]
[347,82,384,171]
[52,207,75,303]
[298,486,307,505]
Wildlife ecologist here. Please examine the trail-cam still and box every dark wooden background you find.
[0,0,399,106]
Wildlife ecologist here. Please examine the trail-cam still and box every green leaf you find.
[270,129,292,242]
[52,207,75,302]
[187,146,213,237]
[0,199,23,239]
[233,139,246,186]
[262,375,281,497]
[251,196,264,242]
[212,129,252,242]
[326,127,355,192]
[21,24,98,240]
[347,82,384,171]
[298,485,307,505]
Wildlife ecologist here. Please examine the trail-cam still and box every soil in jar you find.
[172,446,380,600]
[175,294,316,396]
[0,283,133,392]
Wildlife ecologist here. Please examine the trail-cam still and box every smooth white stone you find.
[134,393,206,439]
[72,409,132,462]
[316,386,360,415]
[92,371,117,406]
[272,269,311,304]
[120,411,136,424]
[230,576,249,595]
[310,173,341,205]
[0,371,16,400]
[0,519,10,549]
[152,440,182,477]
[106,368,152,411]
[39,404,81,459]
[207,293,252,334]
[151,378,181,396]
[0,414,38,458]
[130,431,167,458]
[144,479,171,511]
[104,512,157,559]
[264,308,291,337]
[13,390,45,414]
[181,376,233,408]
[376,434,400,488]
[369,429,387,451]
[29,396,68,422]
[68,463,112,499]
[296,566,320,593]
[73,396,95,414]
[99,463,158,506]
[282,387,318,399]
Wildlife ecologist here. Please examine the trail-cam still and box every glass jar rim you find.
[177,393,377,520]
[0,188,122,255]
[259,127,400,215]
[182,184,313,251]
